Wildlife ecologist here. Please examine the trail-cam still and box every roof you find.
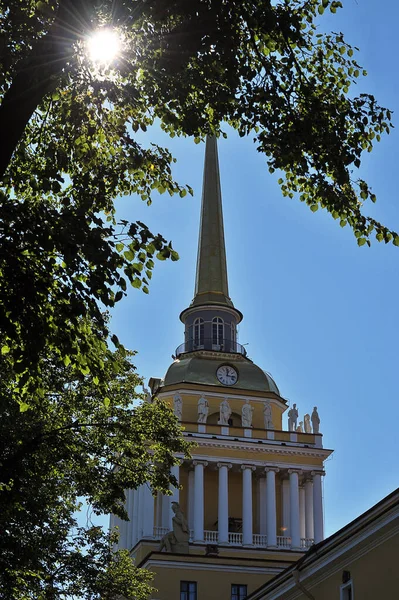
[163,354,281,395]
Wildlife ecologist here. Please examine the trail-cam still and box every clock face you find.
[216,365,238,386]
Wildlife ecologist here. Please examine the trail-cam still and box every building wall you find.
[150,565,274,600]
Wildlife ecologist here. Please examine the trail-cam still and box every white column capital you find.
[265,467,280,474]
[288,468,303,475]
[193,460,208,467]
[241,464,256,472]
[311,470,325,477]
[217,462,232,470]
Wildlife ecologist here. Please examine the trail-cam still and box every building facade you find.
[110,137,333,600]
[247,488,399,600]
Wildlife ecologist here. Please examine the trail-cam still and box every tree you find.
[0,0,396,390]
[0,332,190,598]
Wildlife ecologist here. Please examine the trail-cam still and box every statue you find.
[142,383,151,403]
[241,400,254,427]
[218,398,231,426]
[263,400,274,429]
[159,502,189,554]
[304,413,311,433]
[311,406,320,434]
[287,403,298,431]
[197,395,209,424]
[296,421,303,433]
[173,392,183,421]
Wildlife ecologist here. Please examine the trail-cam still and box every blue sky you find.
[108,0,399,538]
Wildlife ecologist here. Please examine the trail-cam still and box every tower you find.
[111,137,333,600]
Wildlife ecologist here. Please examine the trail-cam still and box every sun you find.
[87,28,121,65]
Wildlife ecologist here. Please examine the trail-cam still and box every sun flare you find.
[87,29,121,65]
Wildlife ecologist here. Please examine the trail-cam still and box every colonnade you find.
[113,462,324,551]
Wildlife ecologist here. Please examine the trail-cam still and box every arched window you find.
[212,317,224,347]
[193,318,204,347]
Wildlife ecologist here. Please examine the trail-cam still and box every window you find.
[180,581,197,600]
[340,581,353,600]
[231,584,247,600]
[212,317,224,345]
[193,318,204,347]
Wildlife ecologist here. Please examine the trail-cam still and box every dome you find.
[163,354,280,396]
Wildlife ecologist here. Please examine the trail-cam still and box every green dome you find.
[163,354,280,395]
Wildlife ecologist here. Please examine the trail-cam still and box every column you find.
[119,490,129,548]
[258,475,267,535]
[161,493,170,529]
[127,489,135,549]
[131,488,139,547]
[265,467,279,547]
[282,478,290,537]
[299,485,305,540]
[241,465,255,545]
[142,484,155,538]
[187,468,195,531]
[217,463,231,544]
[168,463,180,530]
[193,460,207,542]
[304,477,314,540]
[312,471,324,543]
[289,469,301,550]
[136,485,144,541]
[156,492,163,530]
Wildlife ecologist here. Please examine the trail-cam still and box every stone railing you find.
[152,528,313,550]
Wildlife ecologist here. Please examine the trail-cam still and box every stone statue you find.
[173,392,183,421]
[296,421,303,433]
[311,406,320,434]
[263,400,274,429]
[241,400,254,427]
[159,502,189,554]
[218,398,232,426]
[197,395,209,424]
[304,413,311,433]
[142,383,151,403]
[287,403,298,431]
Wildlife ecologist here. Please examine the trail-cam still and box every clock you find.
[216,365,238,386]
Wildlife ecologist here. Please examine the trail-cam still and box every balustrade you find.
[253,534,268,547]
[228,531,243,545]
[276,535,292,549]
[204,530,218,543]
[152,527,313,551]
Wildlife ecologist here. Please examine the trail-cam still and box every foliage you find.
[0,339,190,598]
[0,0,396,387]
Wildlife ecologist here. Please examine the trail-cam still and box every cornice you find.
[186,435,332,460]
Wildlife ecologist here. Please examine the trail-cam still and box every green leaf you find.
[310,205,318,212]
[116,243,124,252]
[393,236,399,247]
[123,250,134,261]
[1,345,10,355]
[357,237,367,247]
[318,5,324,15]
[104,397,110,408]
[19,402,30,413]
[63,355,71,367]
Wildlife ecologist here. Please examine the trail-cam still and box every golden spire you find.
[191,136,234,308]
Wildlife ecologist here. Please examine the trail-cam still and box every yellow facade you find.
[248,489,399,600]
